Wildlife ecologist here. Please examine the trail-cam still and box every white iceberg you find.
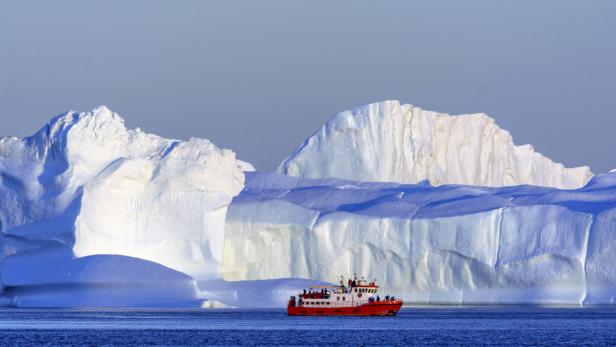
[0,106,245,306]
[278,100,593,189]
[1,104,614,307]
[223,171,616,305]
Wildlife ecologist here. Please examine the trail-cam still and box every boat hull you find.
[287,300,403,316]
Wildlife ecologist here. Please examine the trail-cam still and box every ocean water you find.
[0,307,615,346]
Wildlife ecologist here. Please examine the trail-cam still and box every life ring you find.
[358,293,362,298]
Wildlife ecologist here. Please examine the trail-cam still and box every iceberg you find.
[223,171,616,305]
[0,106,245,306]
[1,103,614,307]
[278,100,593,189]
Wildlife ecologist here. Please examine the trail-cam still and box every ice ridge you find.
[278,100,593,189]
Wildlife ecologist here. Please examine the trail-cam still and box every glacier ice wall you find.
[0,105,245,303]
[223,171,616,305]
[278,100,593,189]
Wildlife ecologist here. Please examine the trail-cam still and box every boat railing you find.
[298,299,400,308]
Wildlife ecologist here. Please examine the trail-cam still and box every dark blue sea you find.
[1,307,615,346]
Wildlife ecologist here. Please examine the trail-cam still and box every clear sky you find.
[1,0,614,173]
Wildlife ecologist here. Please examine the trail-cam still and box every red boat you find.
[287,275,403,316]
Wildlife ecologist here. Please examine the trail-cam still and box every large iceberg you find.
[1,103,614,307]
[223,171,616,305]
[0,106,245,306]
[278,100,593,189]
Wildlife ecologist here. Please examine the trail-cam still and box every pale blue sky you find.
[1,0,614,172]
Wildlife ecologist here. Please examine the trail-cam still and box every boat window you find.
[337,297,340,301]
[354,288,357,293]
[342,297,345,301]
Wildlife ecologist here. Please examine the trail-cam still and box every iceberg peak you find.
[278,100,593,189]
[31,105,128,148]
[0,106,249,284]
[91,104,114,118]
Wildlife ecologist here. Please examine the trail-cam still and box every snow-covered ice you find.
[0,106,245,306]
[223,171,616,305]
[1,104,614,307]
[278,100,593,189]
[1,255,202,307]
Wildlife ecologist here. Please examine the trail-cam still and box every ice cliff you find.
[0,106,244,306]
[278,100,593,189]
[223,171,616,305]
